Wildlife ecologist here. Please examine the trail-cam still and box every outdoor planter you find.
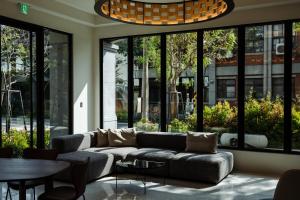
[220,133,268,148]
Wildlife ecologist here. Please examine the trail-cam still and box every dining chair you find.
[273,169,300,200]
[0,147,13,158]
[38,158,90,200]
[6,148,59,200]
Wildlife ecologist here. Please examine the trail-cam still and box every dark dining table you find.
[0,158,70,200]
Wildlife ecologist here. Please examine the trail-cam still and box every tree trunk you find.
[169,73,178,120]
[141,38,149,120]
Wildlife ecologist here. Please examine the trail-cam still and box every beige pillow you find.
[108,128,137,147]
[185,132,218,154]
[95,128,109,147]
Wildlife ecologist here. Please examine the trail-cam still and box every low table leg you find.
[143,175,146,194]
[19,181,26,200]
[45,177,54,192]
[115,165,118,196]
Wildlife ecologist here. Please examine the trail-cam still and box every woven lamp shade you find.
[95,0,234,26]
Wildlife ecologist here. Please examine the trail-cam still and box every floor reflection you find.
[0,173,277,200]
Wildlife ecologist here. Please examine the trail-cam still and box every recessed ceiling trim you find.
[94,0,235,26]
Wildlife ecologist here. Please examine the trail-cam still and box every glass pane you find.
[166,32,197,133]
[245,24,284,150]
[1,25,33,155]
[44,30,70,148]
[103,39,128,129]
[133,36,161,132]
[203,29,238,147]
[292,22,300,150]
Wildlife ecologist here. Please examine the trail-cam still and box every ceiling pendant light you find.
[94,0,234,26]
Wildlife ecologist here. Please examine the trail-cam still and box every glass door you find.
[0,24,37,155]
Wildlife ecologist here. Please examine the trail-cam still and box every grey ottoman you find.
[56,151,114,182]
[169,151,234,184]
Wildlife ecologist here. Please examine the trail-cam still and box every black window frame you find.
[99,18,300,155]
[0,15,73,149]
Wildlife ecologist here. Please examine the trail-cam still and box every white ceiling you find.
[55,0,96,14]
[9,0,300,27]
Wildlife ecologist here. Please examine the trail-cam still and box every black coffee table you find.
[115,159,166,194]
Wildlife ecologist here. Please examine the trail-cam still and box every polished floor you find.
[0,173,277,200]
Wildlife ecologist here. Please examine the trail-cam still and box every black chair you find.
[6,148,59,200]
[0,147,13,158]
[273,169,300,200]
[38,158,90,200]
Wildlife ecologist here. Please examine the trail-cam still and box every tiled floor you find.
[0,173,277,200]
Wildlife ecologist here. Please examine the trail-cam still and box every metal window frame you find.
[0,15,73,148]
[99,18,300,155]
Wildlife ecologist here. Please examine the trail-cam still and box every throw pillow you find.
[95,128,109,147]
[108,128,137,147]
[185,132,218,154]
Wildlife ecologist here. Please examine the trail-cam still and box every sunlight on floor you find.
[0,173,277,200]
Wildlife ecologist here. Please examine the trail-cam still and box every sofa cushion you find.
[84,147,139,161]
[169,151,234,184]
[52,133,94,153]
[108,128,137,147]
[185,132,218,154]
[137,132,186,151]
[126,148,178,162]
[95,128,109,147]
[56,151,114,182]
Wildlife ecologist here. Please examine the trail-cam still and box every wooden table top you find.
[0,158,70,182]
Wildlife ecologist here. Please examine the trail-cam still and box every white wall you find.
[228,150,300,176]
[0,0,94,133]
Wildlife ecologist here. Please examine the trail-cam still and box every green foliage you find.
[186,113,197,131]
[116,110,128,122]
[2,129,51,157]
[134,118,159,132]
[293,22,300,32]
[2,129,29,157]
[168,118,189,132]
[135,36,161,71]
[292,106,300,134]
[204,29,237,67]
[167,33,197,90]
[244,94,284,137]
[203,101,237,131]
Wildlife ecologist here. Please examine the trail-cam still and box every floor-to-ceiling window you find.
[0,25,36,155]
[292,21,300,151]
[100,19,300,154]
[133,36,161,131]
[203,28,238,147]
[166,32,197,132]
[0,17,72,154]
[244,24,284,150]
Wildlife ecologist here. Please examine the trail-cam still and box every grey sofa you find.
[52,132,234,184]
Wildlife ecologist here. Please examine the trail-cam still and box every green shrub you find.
[2,129,29,157]
[168,119,189,132]
[186,113,197,131]
[292,106,300,134]
[134,118,159,132]
[116,110,128,122]
[244,95,284,138]
[203,101,237,132]
[2,129,51,157]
